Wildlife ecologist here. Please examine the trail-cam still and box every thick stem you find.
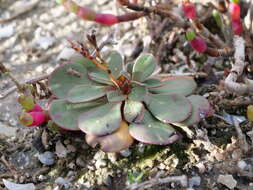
[56,0,145,25]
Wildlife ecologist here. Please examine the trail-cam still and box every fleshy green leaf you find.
[79,103,122,136]
[48,63,90,98]
[149,77,197,96]
[88,68,113,85]
[106,51,123,78]
[146,94,192,123]
[85,121,134,152]
[67,84,107,103]
[129,111,179,145]
[144,78,163,88]
[175,95,211,126]
[124,100,145,123]
[128,86,147,102]
[49,99,105,131]
[106,89,127,103]
[70,56,96,68]
[132,54,156,82]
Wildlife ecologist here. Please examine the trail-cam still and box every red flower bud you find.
[232,20,243,35]
[183,1,196,19]
[95,14,118,25]
[229,3,240,21]
[28,104,43,113]
[19,111,47,127]
[190,36,207,53]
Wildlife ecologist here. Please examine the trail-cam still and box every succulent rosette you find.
[48,52,211,152]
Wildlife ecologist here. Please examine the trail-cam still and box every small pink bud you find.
[190,36,207,53]
[232,20,243,35]
[28,104,43,113]
[19,112,47,127]
[95,14,118,25]
[183,1,196,19]
[29,112,47,126]
[229,2,240,21]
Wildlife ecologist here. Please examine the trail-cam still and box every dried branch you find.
[126,175,188,190]
[225,36,253,94]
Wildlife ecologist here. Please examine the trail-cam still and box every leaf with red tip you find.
[49,99,105,131]
[88,68,113,85]
[48,63,91,98]
[124,100,145,123]
[129,111,179,145]
[78,103,122,136]
[86,121,134,152]
[106,89,127,103]
[132,54,156,82]
[174,95,211,126]
[146,94,192,123]
[106,51,123,78]
[67,84,107,103]
[149,77,197,96]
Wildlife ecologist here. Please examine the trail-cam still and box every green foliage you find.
[48,51,211,152]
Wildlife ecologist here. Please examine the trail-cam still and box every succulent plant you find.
[46,49,211,153]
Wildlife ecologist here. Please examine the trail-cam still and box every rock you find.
[3,179,35,190]
[95,159,107,169]
[0,123,17,137]
[237,160,248,170]
[217,175,237,189]
[55,140,68,158]
[36,36,55,50]
[107,153,117,163]
[76,157,86,167]
[189,176,201,187]
[0,25,14,40]
[137,143,146,153]
[94,151,106,161]
[55,177,71,189]
[38,151,55,166]
[66,145,77,153]
[120,149,132,157]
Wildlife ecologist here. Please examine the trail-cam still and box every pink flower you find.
[190,36,207,53]
[183,1,196,19]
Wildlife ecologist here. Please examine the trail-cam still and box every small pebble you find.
[55,177,71,189]
[76,157,86,167]
[189,176,201,187]
[38,151,55,166]
[237,160,247,170]
[217,174,237,189]
[120,149,131,157]
[95,159,107,169]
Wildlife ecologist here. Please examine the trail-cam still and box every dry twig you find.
[126,175,188,190]
[225,36,253,94]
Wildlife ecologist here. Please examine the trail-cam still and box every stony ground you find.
[1,0,253,190]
